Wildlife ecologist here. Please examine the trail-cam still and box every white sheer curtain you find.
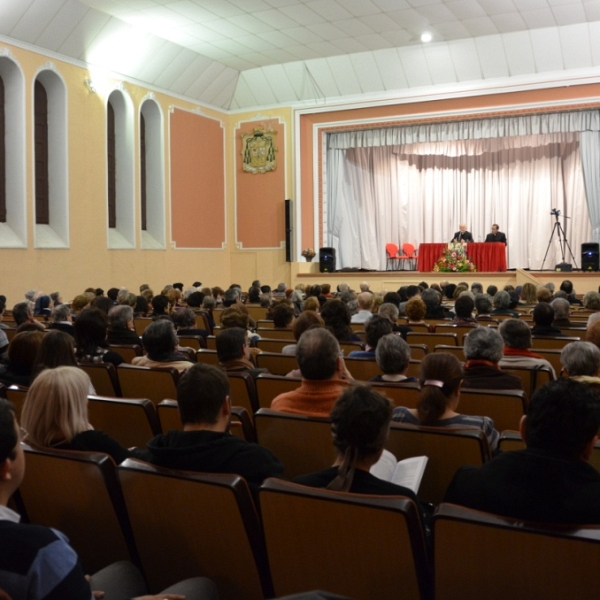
[326,113,597,270]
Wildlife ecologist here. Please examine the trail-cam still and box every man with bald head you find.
[452,223,474,243]
[351,292,374,324]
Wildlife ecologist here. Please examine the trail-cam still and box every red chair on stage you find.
[385,243,402,270]
[399,243,418,270]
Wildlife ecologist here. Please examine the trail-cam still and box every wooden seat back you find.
[20,444,136,574]
[227,371,258,415]
[339,341,365,355]
[501,364,554,398]
[459,388,527,433]
[117,459,271,600]
[434,344,465,360]
[433,503,600,600]
[78,362,122,397]
[435,324,480,343]
[256,338,293,353]
[260,478,430,600]
[255,374,302,410]
[406,332,458,353]
[195,348,220,366]
[344,357,382,381]
[534,349,564,376]
[531,336,579,350]
[117,364,179,406]
[369,381,421,408]
[133,318,153,335]
[408,344,428,360]
[386,423,491,504]
[5,384,28,420]
[256,328,294,340]
[108,344,143,363]
[255,352,297,376]
[87,395,160,449]
[254,409,334,479]
[177,335,207,350]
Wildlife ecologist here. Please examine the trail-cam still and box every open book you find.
[370,450,428,494]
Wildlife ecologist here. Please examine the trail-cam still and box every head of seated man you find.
[269,301,295,328]
[270,328,350,416]
[561,342,600,388]
[348,314,392,357]
[140,363,283,490]
[131,319,192,373]
[108,304,134,331]
[445,378,600,523]
[462,326,523,391]
[216,327,256,370]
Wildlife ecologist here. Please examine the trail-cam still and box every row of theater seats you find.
[12,442,600,600]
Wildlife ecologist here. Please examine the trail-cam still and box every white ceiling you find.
[2,0,600,110]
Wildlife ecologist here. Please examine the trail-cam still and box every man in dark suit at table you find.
[485,223,507,245]
[452,223,474,243]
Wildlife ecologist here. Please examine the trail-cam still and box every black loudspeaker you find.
[319,247,336,273]
[582,242,600,271]
[284,199,292,262]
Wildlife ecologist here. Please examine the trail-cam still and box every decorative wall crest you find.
[241,126,277,174]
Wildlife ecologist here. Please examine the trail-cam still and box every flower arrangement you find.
[301,248,316,261]
[433,245,477,272]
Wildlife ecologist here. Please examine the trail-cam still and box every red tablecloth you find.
[417,242,507,272]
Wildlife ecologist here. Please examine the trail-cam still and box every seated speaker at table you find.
[452,223,474,243]
[485,224,507,245]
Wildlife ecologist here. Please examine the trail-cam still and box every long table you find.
[417,242,507,272]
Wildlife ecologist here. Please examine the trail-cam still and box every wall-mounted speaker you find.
[319,247,336,273]
[582,242,600,271]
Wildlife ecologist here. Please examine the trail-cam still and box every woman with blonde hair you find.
[391,353,499,451]
[21,366,133,463]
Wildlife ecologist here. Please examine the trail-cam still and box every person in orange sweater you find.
[271,328,352,416]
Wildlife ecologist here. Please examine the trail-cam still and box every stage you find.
[290,263,600,296]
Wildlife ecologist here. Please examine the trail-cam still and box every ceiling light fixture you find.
[421,32,432,43]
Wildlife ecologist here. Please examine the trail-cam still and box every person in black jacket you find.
[140,363,283,492]
[451,223,474,243]
[484,223,507,244]
[445,379,600,523]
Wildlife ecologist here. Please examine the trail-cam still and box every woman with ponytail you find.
[392,353,499,451]
[293,386,421,501]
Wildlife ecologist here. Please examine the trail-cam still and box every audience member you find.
[462,327,523,390]
[22,367,133,463]
[350,293,374,324]
[536,286,552,304]
[12,302,35,327]
[33,295,52,318]
[531,302,563,337]
[405,297,428,326]
[490,290,519,318]
[0,331,44,387]
[320,299,362,343]
[216,327,266,379]
[583,291,600,311]
[560,280,583,305]
[422,289,454,319]
[92,295,115,316]
[107,305,143,347]
[519,283,537,306]
[31,330,82,379]
[551,297,572,327]
[445,379,600,523]
[132,320,193,373]
[74,308,125,366]
[269,301,295,329]
[370,334,416,383]
[271,328,350,416]
[392,353,499,451]
[450,295,478,326]
[473,293,495,322]
[294,386,421,504]
[140,363,282,491]
[172,307,208,339]
[282,311,324,356]
[378,302,411,339]
[398,285,420,316]
[560,342,600,390]
[348,315,392,358]
[498,319,556,377]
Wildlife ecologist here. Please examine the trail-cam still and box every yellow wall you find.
[0,41,294,305]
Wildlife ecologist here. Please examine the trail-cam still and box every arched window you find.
[140,98,165,249]
[34,69,68,248]
[34,80,49,225]
[106,89,134,249]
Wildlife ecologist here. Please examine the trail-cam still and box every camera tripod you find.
[540,209,578,270]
